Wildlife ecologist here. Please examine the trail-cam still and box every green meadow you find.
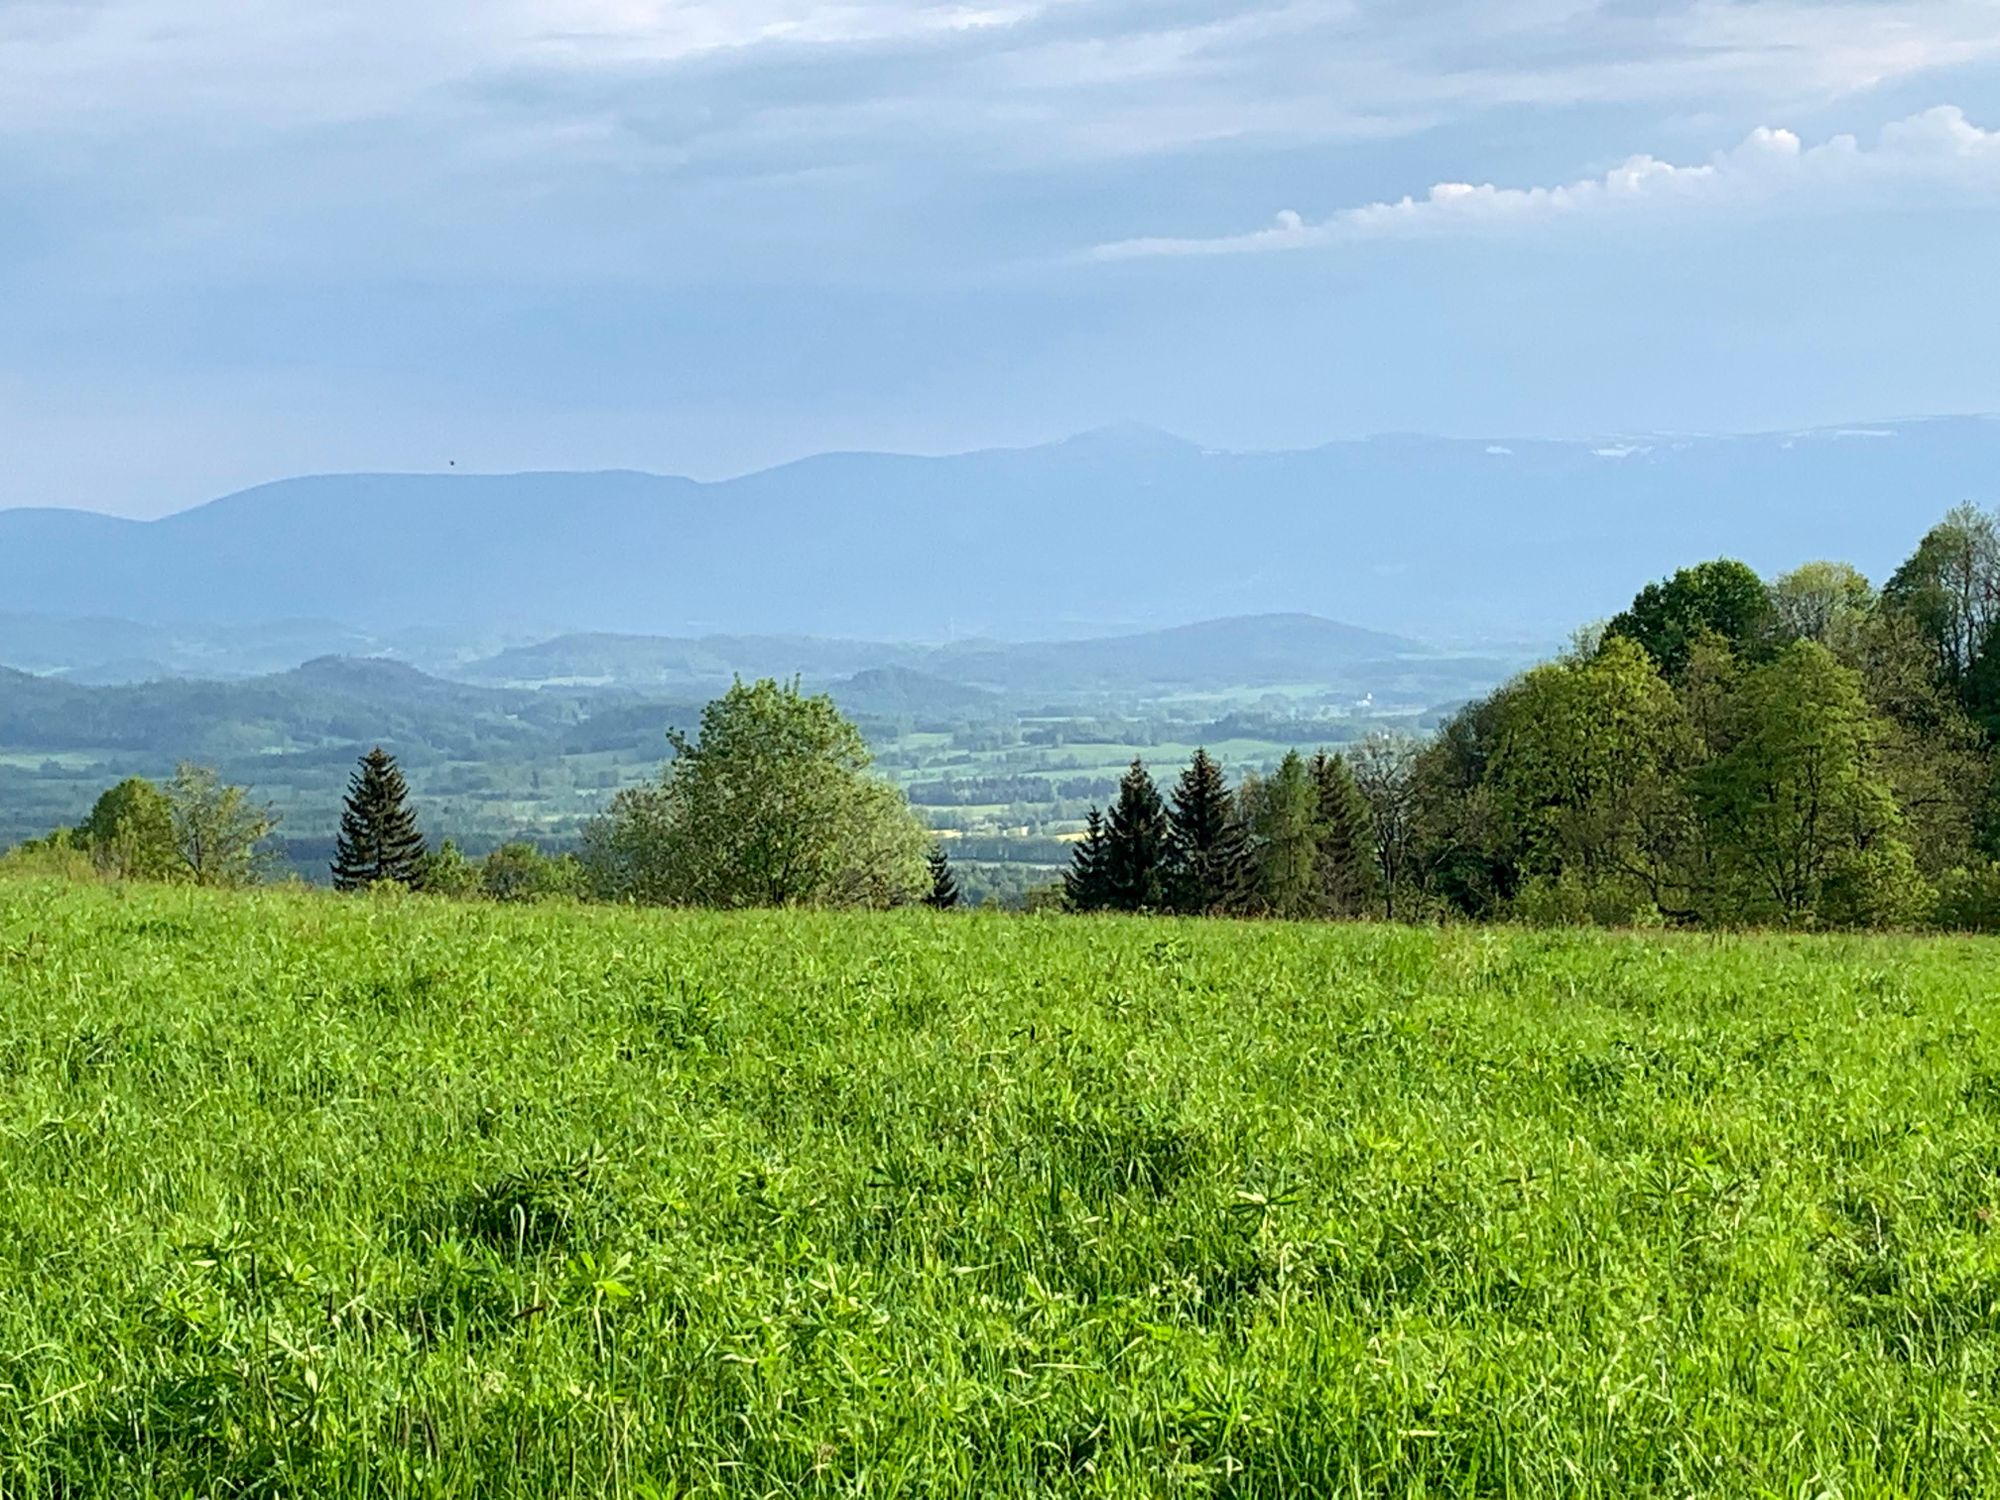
[4,878,2000,1496]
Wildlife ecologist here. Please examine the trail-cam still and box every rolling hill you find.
[450,614,1441,699]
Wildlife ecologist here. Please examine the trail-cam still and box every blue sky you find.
[6,0,2000,516]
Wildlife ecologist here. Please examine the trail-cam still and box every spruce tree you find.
[1166,748,1247,914]
[924,845,962,909]
[1102,758,1170,911]
[332,747,429,891]
[1311,750,1380,918]
[1064,808,1110,911]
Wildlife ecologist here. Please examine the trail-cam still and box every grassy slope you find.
[3,881,2000,1496]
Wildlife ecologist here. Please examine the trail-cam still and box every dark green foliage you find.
[331,747,428,891]
[1100,759,1170,911]
[76,777,177,881]
[415,839,480,898]
[1607,558,1775,678]
[1165,748,1246,914]
[923,845,961,909]
[1965,617,2000,741]
[1064,808,1110,911]
[480,842,585,903]
[1310,751,1378,917]
[1933,861,2000,931]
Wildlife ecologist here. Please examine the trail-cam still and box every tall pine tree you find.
[1065,808,1111,911]
[923,844,962,909]
[1166,748,1247,914]
[1311,750,1380,917]
[332,747,429,891]
[1102,758,1170,911]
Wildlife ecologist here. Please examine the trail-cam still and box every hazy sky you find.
[6,0,2000,516]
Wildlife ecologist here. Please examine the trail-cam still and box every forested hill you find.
[457,614,1432,694]
[0,658,583,757]
[5,417,1997,640]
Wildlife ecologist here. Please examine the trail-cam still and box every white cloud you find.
[1092,107,2000,259]
[7,0,2000,155]
[5,0,2000,292]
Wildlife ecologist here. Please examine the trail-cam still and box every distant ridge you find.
[4,417,1995,639]
[450,614,1430,697]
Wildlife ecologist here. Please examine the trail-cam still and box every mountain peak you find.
[1056,422,1200,456]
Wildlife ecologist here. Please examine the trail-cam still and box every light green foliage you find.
[584,678,929,909]
[76,777,178,881]
[1489,636,1691,920]
[7,880,2000,1494]
[1241,751,1318,917]
[166,762,279,888]
[1696,642,1920,926]
[1883,503,2000,692]
[0,828,94,882]
[1769,560,1876,652]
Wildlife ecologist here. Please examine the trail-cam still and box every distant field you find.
[5,882,1999,1495]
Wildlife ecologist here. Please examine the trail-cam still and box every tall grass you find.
[3,877,1999,1495]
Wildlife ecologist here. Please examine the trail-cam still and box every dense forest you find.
[10,502,2000,929]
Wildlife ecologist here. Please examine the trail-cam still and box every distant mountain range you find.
[4,417,1995,640]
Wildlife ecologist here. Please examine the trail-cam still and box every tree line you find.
[11,502,2000,929]
[1059,505,2000,928]
[8,763,281,888]
[7,678,964,910]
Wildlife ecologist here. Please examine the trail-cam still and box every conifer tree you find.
[332,747,429,891]
[924,845,962,909]
[1064,808,1110,911]
[1311,750,1380,917]
[1102,758,1171,911]
[1166,748,1247,914]
[1246,751,1319,918]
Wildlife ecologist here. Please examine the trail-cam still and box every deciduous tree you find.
[1695,641,1918,925]
[77,777,177,881]
[1883,504,2000,696]
[168,763,278,888]
[581,678,928,908]
[1608,558,1775,678]
[1351,732,1425,918]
